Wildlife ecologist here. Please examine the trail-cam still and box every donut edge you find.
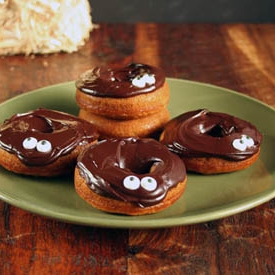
[179,149,261,174]
[75,81,170,119]
[74,167,187,216]
[79,108,170,138]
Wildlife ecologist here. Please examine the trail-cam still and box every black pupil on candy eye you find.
[148,178,152,183]
[130,177,135,181]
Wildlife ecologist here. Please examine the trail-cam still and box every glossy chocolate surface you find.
[0,108,98,166]
[77,137,186,207]
[161,109,262,161]
[75,63,165,98]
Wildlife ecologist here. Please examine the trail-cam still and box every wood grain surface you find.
[0,23,275,274]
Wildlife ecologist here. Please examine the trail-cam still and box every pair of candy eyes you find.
[131,73,156,88]
[123,175,157,191]
[23,137,52,153]
[232,135,254,151]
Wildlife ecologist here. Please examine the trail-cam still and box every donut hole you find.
[206,123,236,138]
[30,116,54,133]
[13,117,53,133]
[123,160,159,175]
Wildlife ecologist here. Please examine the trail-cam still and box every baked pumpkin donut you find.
[160,109,263,174]
[75,63,170,119]
[0,108,99,176]
[75,137,187,215]
[78,108,170,138]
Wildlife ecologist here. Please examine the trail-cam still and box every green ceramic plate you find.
[0,78,274,228]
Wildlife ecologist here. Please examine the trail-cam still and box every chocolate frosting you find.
[0,108,99,166]
[77,137,186,207]
[75,63,166,98]
[161,109,262,161]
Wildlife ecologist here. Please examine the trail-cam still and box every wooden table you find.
[0,23,275,274]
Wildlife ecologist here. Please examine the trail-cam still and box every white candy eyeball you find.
[132,77,146,88]
[241,135,254,147]
[141,176,157,191]
[123,175,140,190]
[145,74,156,85]
[232,139,247,151]
[23,137,38,149]
[36,140,52,153]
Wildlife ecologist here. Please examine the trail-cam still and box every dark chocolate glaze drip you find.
[77,138,186,207]
[0,108,99,166]
[160,109,262,161]
[75,63,166,98]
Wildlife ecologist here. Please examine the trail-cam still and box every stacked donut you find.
[75,63,170,138]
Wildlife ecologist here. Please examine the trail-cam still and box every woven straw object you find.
[0,0,94,55]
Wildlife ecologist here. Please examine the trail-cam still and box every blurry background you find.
[89,0,275,23]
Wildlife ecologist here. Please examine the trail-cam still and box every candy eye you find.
[123,175,140,190]
[36,140,52,153]
[232,139,246,151]
[241,135,254,147]
[141,177,157,191]
[144,74,156,85]
[132,77,146,88]
[23,137,37,149]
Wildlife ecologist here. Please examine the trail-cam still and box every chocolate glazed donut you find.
[0,108,99,176]
[75,63,170,120]
[75,63,166,98]
[160,109,263,174]
[75,138,187,215]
